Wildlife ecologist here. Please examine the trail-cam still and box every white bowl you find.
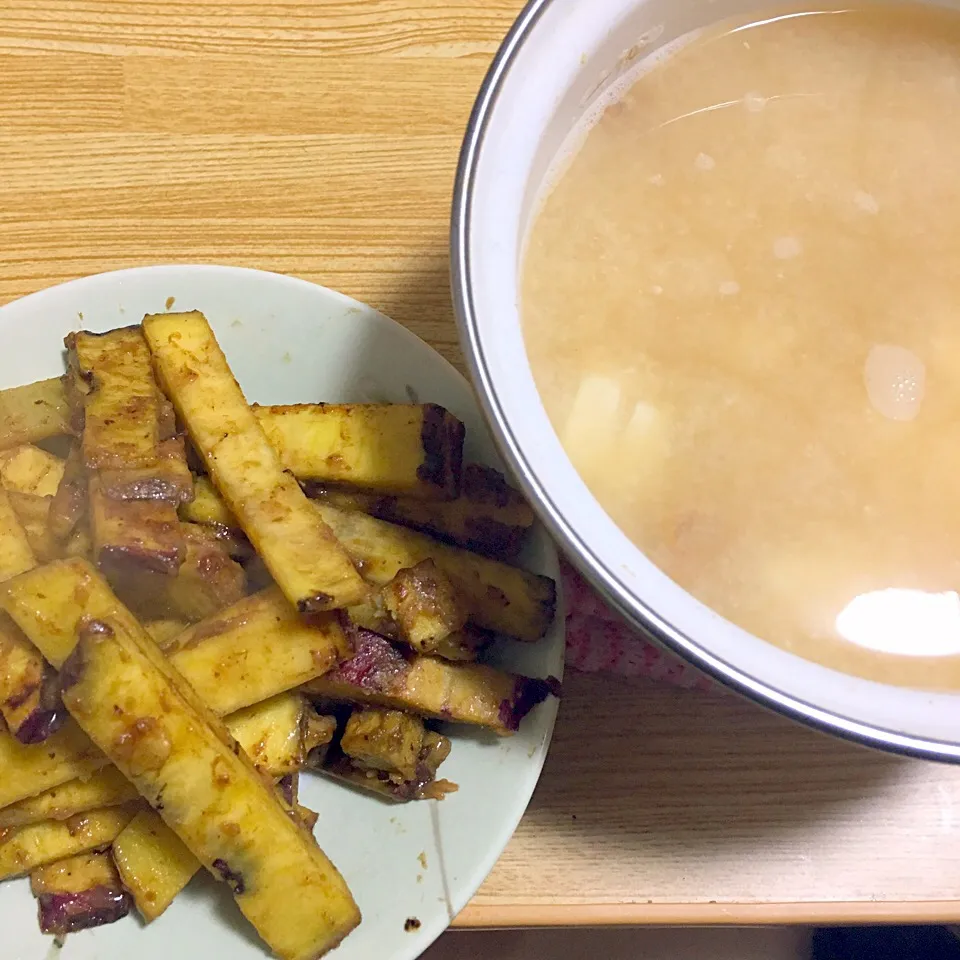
[451,0,960,759]
[0,265,563,960]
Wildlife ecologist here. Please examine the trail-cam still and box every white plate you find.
[0,265,564,960]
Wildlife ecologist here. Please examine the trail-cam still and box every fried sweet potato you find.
[280,778,320,833]
[63,518,92,560]
[225,692,315,779]
[0,377,71,450]
[340,707,423,781]
[98,435,194,505]
[0,560,344,818]
[181,519,254,564]
[306,463,534,559]
[0,768,137,830]
[343,589,395,639]
[107,525,245,623]
[58,610,360,960]
[163,526,245,618]
[382,560,468,654]
[89,476,184,576]
[189,478,548,640]
[8,491,59,562]
[0,445,65,498]
[30,850,131,935]
[302,707,338,756]
[164,585,347,715]
[0,721,107,808]
[304,629,558,735]
[179,474,234,527]
[424,627,493,663]
[144,311,365,614]
[0,486,35,579]
[345,593,492,662]
[313,502,556,642]
[111,810,198,923]
[254,403,464,500]
[143,618,189,650]
[67,328,161,471]
[0,491,65,743]
[112,780,319,926]
[0,694,310,831]
[0,804,139,880]
[0,614,64,744]
[1,559,337,717]
[318,729,457,803]
[0,554,170,664]
[48,445,87,542]
[111,696,328,924]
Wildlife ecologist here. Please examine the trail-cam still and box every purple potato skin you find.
[37,885,131,936]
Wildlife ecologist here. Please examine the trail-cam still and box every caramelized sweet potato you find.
[2,560,338,717]
[302,707,338,756]
[0,614,64,744]
[313,502,556,642]
[165,585,347,715]
[98,435,194,505]
[0,694,312,831]
[30,850,131,935]
[48,445,87,542]
[254,403,464,500]
[0,721,107,809]
[0,491,65,743]
[58,609,360,960]
[62,518,92,560]
[0,377,71,450]
[178,474,234,527]
[382,560,469,655]
[0,486,35,580]
[0,445,65,498]
[340,707,424,781]
[67,328,162,471]
[306,463,533,558]
[107,524,245,623]
[142,618,189,650]
[305,629,558,735]
[144,311,365,614]
[89,476,185,576]
[0,804,140,880]
[111,810,198,923]
[225,692,316,779]
[111,696,329,924]
[317,728,457,803]
[7,491,59,562]
[0,768,137,830]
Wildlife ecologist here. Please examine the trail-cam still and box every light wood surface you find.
[4,0,960,928]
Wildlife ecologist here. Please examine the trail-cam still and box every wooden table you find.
[4,0,960,929]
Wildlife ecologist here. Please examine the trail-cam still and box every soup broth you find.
[522,4,960,688]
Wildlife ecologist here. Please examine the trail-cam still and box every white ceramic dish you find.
[0,264,563,960]
[451,0,960,760]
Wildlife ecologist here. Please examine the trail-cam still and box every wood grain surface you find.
[3,0,960,928]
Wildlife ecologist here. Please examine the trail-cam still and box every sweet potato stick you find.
[143,311,365,613]
[57,606,359,959]
[0,377,71,449]
[254,402,463,500]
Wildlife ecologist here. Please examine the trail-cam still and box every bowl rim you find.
[450,0,960,763]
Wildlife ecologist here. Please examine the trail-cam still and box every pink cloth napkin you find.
[561,559,715,692]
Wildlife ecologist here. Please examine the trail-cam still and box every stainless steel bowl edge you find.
[449,0,960,763]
